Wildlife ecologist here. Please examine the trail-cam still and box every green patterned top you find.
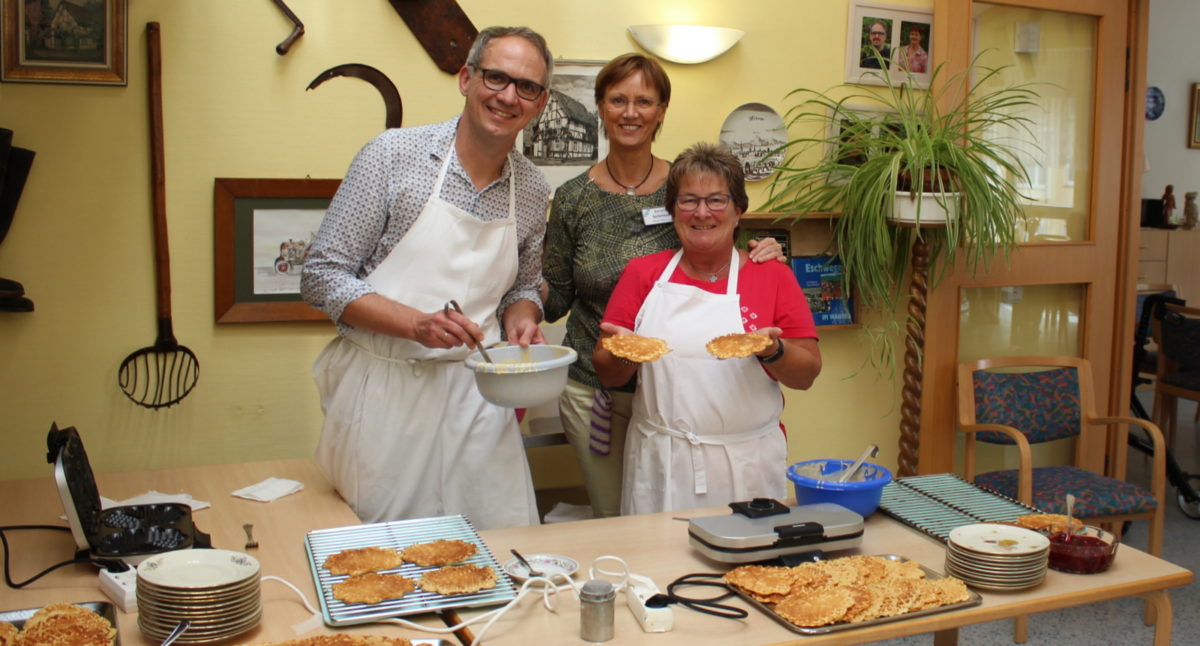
[543,171,676,391]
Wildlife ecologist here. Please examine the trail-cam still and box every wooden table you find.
[470,508,1193,646]
[0,460,1191,645]
[0,459,447,644]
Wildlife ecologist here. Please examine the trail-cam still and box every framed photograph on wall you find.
[214,178,341,323]
[2,0,127,85]
[826,104,902,169]
[1190,84,1200,149]
[519,59,608,192]
[844,1,932,88]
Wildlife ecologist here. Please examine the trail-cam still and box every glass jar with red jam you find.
[1046,526,1118,574]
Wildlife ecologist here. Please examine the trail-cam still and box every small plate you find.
[501,553,579,582]
[949,523,1049,556]
[138,548,260,589]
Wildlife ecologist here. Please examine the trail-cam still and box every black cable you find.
[0,524,92,589]
[655,573,749,619]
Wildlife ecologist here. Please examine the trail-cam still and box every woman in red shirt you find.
[594,143,822,515]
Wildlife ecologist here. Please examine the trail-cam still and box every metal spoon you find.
[1065,493,1076,540]
[447,299,494,363]
[159,620,190,646]
[838,444,880,482]
[510,548,543,578]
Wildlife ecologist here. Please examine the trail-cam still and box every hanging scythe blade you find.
[386,0,477,74]
[307,64,403,129]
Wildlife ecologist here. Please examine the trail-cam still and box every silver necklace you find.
[605,155,655,195]
[685,257,732,282]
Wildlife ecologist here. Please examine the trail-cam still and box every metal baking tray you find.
[305,514,517,626]
[732,555,982,635]
[880,474,1040,542]
[0,601,121,645]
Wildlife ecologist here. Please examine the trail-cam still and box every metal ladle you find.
[446,299,494,363]
[838,444,880,483]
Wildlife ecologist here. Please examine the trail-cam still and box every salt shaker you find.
[579,579,615,642]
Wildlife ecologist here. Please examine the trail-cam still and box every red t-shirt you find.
[602,250,819,340]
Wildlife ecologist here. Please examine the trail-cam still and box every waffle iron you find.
[46,423,210,564]
[688,499,864,563]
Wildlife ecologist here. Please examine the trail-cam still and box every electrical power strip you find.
[98,567,137,613]
[625,573,673,632]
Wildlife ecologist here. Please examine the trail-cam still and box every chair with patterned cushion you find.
[1152,303,1200,448]
[957,356,1166,557]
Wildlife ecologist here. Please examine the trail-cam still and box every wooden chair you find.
[958,356,1165,552]
[1151,302,1200,447]
[957,356,1167,643]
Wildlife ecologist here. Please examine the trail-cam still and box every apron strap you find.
[344,336,450,377]
[642,416,777,496]
[657,248,740,294]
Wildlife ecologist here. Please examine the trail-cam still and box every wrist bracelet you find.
[614,355,638,367]
[758,339,785,364]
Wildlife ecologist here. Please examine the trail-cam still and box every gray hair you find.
[465,26,554,86]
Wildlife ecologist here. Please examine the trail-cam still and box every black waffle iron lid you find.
[46,423,102,551]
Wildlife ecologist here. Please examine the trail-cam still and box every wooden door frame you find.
[920,0,1146,476]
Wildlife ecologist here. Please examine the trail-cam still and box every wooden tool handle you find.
[146,22,173,320]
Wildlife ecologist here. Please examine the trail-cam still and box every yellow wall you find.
[0,0,929,482]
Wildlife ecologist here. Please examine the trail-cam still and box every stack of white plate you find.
[136,549,262,643]
[944,523,1049,591]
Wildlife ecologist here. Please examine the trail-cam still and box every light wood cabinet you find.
[1138,228,1200,300]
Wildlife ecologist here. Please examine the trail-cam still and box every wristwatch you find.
[758,339,785,364]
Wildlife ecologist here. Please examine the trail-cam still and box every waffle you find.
[1016,513,1084,533]
[0,622,17,646]
[13,603,116,646]
[724,556,970,628]
[706,333,773,359]
[601,334,671,363]
[419,564,497,595]
[399,539,477,567]
[332,573,417,605]
[322,546,403,576]
[242,636,414,646]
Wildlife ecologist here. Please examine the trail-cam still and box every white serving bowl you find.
[464,344,577,408]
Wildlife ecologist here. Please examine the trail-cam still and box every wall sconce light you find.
[627,25,745,64]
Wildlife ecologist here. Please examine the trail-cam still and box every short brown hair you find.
[594,54,671,139]
[665,143,749,216]
[466,26,553,86]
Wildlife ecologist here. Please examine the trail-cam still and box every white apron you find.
[621,249,787,515]
[312,141,539,529]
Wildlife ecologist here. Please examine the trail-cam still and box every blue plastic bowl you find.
[786,459,893,517]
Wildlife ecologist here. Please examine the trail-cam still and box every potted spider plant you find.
[762,53,1039,377]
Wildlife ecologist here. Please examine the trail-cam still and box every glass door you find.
[921,0,1136,476]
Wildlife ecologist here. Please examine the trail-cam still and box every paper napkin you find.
[232,477,304,502]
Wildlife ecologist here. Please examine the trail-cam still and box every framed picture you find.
[2,0,127,85]
[214,178,341,323]
[844,1,932,88]
[827,104,901,168]
[519,59,608,192]
[1190,84,1200,149]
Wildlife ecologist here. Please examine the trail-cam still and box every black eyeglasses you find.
[675,193,733,213]
[472,66,546,101]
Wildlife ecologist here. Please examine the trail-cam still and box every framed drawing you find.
[827,104,901,169]
[2,0,127,85]
[214,178,340,323]
[1190,84,1200,149]
[519,59,608,191]
[844,1,932,88]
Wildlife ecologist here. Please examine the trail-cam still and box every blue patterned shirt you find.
[301,117,550,335]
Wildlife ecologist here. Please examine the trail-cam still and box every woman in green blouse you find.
[542,54,781,518]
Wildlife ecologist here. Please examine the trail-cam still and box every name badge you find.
[642,206,672,226]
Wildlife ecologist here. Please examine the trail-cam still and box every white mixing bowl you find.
[464,344,578,408]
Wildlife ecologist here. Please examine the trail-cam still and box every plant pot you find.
[890,191,959,227]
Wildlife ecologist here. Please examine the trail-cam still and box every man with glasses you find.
[860,19,891,69]
[302,26,553,529]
